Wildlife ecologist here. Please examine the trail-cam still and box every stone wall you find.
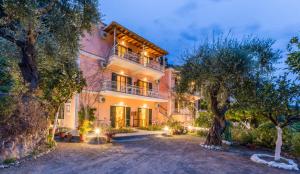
[0,95,49,162]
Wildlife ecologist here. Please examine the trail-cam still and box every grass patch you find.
[3,158,16,164]
[138,125,163,131]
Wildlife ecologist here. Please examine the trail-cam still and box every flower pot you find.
[59,132,66,139]
[79,134,85,142]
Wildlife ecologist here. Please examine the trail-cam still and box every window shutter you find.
[148,109,152,126]
[149,82,152,90]
[110,106,116,128]
[111,73,117,91]
[126,107,131,127]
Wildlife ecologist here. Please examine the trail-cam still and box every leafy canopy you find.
[177,35,279,114]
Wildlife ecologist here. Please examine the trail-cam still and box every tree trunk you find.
[205,114,226,146]
[204,85,228,146]
[51,105,61,141]
[19,43,39,90]
[274,126,283,161]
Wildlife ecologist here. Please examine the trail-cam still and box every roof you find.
[104,21,168,56]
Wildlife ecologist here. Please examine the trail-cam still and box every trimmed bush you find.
[291,133,300,157]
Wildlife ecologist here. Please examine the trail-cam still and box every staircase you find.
[158,104,168,118]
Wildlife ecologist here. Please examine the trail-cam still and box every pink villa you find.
[58,21,200,130]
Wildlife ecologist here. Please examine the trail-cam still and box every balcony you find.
[107,44,165,80]
[100,80,168,102]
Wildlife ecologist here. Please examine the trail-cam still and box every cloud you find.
[175,1,198,16]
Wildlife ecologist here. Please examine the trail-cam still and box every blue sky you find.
[101,0,300,67]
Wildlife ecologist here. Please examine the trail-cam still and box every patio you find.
[1,135,298,174]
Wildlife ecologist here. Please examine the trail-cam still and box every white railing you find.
[111,44,165,72]
[101,80,163,99]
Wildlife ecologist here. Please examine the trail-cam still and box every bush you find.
[167,120,187,135]
[111,127,135,134]
[291,133,300,157]
[138,125,163,131]
[3,158,16,164]
[196,130,209,137]
[231,126,253,145]
[252,122,293,150]
[194,111,213,128]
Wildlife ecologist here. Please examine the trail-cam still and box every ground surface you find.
[1,135,299,174]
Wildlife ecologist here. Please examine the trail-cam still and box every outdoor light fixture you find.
[95,128,101,135]
[188,125,193,131]
[95,128,101,144]
[163,126,169,133]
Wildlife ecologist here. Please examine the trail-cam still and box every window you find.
[58,105,65,119]
[137,80,152,96]
[112,73,132,93]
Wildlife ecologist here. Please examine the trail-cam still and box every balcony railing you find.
[101,80,163,99]
[110,44,164,72]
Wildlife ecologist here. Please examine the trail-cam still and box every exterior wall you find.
[78,93,159,126]
[58,22,197,130]
[57,96,77,129]
[159,68,196,124]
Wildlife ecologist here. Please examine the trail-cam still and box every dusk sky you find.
[101,0,300,67]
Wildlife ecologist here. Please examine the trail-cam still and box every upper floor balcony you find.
[100,80,168,102]
[104,22,168,80]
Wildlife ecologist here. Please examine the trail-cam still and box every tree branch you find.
[0,28,24,47]
[280,115,300,128]
[36,0,59,16]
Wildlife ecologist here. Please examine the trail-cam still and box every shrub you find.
[194,111,213,128]
[167,120,187,135]
[138,125,163,131]
[252,122,293,150]
[112,127,135,134]
[3,158,16,164]
[196,129,209,137]
[231,126,253,145]
[291,133,300,157]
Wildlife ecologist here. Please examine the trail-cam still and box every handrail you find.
[158,104,168,116]
[101,80,163,99]
[110,44,164,72]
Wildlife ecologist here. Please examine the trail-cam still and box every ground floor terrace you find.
[1,135,298,174]
[58,93,169,130]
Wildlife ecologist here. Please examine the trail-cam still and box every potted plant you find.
[103,127,116,143]
[79,120,92,142]
[78,106,96,142]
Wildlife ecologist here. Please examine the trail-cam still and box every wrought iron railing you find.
[101,80,163,99]
[110,44,164,72]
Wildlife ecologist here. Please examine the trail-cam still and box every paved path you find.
[1,135,299,174]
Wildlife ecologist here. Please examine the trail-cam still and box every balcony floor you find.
[100,90,168,102]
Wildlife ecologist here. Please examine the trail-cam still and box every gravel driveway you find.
[1,135,299,174]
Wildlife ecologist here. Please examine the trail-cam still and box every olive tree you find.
[242,75,299,161]
[177,36,279,146]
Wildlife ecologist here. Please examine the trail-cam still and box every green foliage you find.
[3,158,16,164]
[195,130,209,137]
[239,75,300,128]
[291,133,300,157]
[232,126,254,145]
[78,106,96,135]
[39,57,86,114]
[167,120,187,135]
[138,125,163,131]
[194,111,213,128]
[79,120,93,135]
[0,56,25,121]
[287,36,300,77]
[252,122,293,149]
[78,106,96,124]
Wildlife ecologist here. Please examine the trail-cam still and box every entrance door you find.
[137,108,152,127]
[110,106,131,128]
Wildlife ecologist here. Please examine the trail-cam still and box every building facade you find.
[58,21,198,130]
